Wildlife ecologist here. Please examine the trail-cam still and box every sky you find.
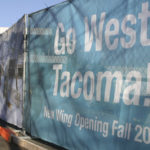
[0,0,66,27]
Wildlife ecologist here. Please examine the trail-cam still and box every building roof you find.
[0,27,8,34]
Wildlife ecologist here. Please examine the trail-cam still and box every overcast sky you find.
[0,0,66,27]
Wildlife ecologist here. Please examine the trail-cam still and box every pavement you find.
[0,120,67,150]
[0,136,27,150]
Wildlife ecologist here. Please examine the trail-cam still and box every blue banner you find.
[0,16,25,128]
[25,0,150,149]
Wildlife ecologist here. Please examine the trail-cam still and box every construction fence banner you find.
[0,16,25,128]
[25,0,150,149]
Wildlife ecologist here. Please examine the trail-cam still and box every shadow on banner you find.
[0,16,25,128]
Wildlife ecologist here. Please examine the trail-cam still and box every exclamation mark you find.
[144,63,150,106]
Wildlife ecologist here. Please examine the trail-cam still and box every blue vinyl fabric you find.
[0,16,25,128]
[25,0,150,149]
